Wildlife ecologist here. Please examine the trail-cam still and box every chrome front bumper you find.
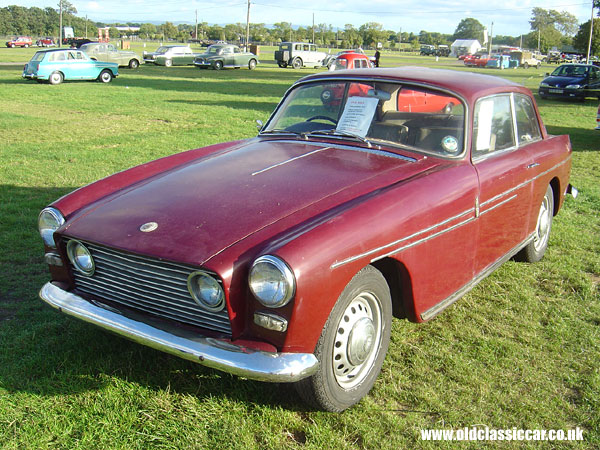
[39,282,319,382]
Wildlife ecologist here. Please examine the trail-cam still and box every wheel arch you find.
[371,257,417,321]
[549,176,561,215]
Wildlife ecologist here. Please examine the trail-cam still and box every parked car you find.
[420,44,436,56]
[143,45,201,66]
[464,53,491,67]
[36,37,56,47]
[80,42,144,69]
[328,52,372,71]
[538,64,600,100]
[6,36,33,48]
[63,38,94,48]
[38,67,575,412]
[485,54,515,69]
[510,51,541,69]
[274,42,328,68]
[22,48,118,85]
[193,43,258,70]
[596,103,600,129]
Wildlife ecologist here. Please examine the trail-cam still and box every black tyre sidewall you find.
[296,265,392,411]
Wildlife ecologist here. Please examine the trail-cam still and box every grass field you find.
[0,46,599,449]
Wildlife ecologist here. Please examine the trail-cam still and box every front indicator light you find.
[66,240,95,276]
[254,311,288,332]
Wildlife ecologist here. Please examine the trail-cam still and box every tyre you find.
[128,59,139,69]
[248,59,257,70]
[24,44,29,48]
[523,62,529,69]
[214,60,223,70]
[278,61,288,68]
[294,265,392,412]
[516,185,554,263]
[48,71,63,85]
[98,69,113,83]
[536,62,541,69]
[292,57,303,69]
[164,59,172,67]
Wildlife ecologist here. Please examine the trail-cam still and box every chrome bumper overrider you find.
[39,282,319,382]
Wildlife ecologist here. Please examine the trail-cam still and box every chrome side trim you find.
[331,208,473,269]
[420,233,534,321]
[331,156,570,270]
[39,282,319,383]
[371,215,476,263]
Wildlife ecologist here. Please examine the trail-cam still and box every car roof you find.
[300,66,530,104]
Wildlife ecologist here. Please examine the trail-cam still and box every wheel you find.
[248,59,257,70]
[24,44,29,48]
[98,69,113,83]
[536,62,541,69]
[516,185,553,263]
[48,71,63,85]
[278,61,287,68]
[164,59,172,67]
[214,60,223,70]
[292,57,303,69]
[523,62,529,69]
[294,265,392,411]
[306,115,337,125]
[128,59,139,69]
[9,43,14,48]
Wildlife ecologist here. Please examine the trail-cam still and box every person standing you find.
[374,49,381,67]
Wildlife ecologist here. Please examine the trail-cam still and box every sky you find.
[2,0,595,37]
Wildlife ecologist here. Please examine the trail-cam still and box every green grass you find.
[0,53,599,449]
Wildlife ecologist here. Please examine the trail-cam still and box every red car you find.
[329,52,372,71]
[6,36,33,48]
[464,53,491,67]
[38,67,576,412]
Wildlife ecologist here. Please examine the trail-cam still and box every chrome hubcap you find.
[332,292,382,389]
[534,194,551,252]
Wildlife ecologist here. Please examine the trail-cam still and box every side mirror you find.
[545,72,550,76]
[256,119,264,132]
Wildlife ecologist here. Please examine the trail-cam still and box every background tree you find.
[359,22,386,48]
[529,7,578,36]
[108,26,120,38]
[573,19,600,55]
[139,23,156,39]
[158,21,178,40]
[453,18,485,42]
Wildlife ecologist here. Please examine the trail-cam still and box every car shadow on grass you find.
[0,184,313,411]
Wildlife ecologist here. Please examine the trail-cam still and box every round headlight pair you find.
[66,240,95,276]
[38,207,65,248]
[249,255,295,308]
[187,272,225,312]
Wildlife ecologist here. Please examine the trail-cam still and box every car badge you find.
[140,222,158,233]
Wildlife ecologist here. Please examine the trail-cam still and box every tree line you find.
[0,5,598,54]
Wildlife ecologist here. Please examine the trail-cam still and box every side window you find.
[473,95,515,157]
[295,44,302,51]
[514,94,541,145]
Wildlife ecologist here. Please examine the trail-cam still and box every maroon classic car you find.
[38,67,576,412]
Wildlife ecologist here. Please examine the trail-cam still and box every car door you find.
[105,44,121,65]
[222,46,234,66]
[472,93,535,274]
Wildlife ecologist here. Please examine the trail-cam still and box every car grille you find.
[65,239,231,335]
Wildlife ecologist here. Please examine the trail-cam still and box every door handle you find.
[527,163,540,169]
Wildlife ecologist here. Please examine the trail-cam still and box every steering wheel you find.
[306,115,338,125]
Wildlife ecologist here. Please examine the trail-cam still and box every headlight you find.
[539,82,550,87]
[187,271,225,312]
[249,255,295,308]
[66,240,95,276]
[566,84,582,89]
[38,207,65,247]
